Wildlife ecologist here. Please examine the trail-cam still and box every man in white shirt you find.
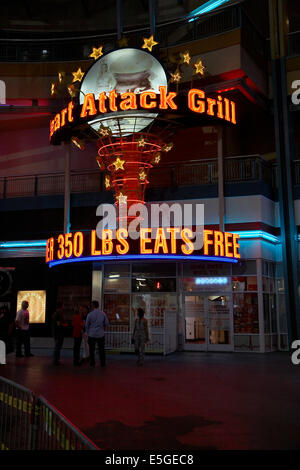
[15,300,34,358]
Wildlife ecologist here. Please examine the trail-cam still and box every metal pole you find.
[149,0,156,35]
[64,142,71,234]
[217,127,224,231]
[269,0,300,341]
[117,0,123,40]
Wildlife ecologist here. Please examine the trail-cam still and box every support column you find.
[92,268,102,308]
[117,0,123,40]
[269,0,300,342]
[257,258,265,353]
[64,142,71,234]
[217,127,225,232]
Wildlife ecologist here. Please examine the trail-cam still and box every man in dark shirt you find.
[52,301,68,365]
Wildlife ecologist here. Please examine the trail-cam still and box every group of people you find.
[0,299,150,367]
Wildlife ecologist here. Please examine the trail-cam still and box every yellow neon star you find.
[153,152,161,164]
[105,176,111,188]
[162,143,173,152]
[142,35,158,52]
[89,46,103,60]
[118,36,129,47]
[137,136,146,147]
[58,71,65,83]
[67,84,78,98]
[71,137,85,151]
[113,157,125,171]
[117,193,127,204]
[98,124,112,137]
[72,67,85,83]
[181,51,191,65]
[139,170,147,181]
[96,157,104,169]
[51,83,57,96]
[194,59,205,76]
[170,71,181,83]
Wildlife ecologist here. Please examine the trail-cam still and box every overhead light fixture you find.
[187,0,231,22]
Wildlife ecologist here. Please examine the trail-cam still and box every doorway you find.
[184,294,233,351]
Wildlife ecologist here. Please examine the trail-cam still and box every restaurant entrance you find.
[184,294,233,351]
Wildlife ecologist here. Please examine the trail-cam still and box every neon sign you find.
[50,87,237,142]
[46,229,240,266]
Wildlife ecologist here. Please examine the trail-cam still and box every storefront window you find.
[208,295,231,345]
[103,293,130,328]
[263,294,270,333]
[232,260,256,275]
[132,277,176,292]
[232,276,257,292]
[182,277,231,292]
[183,262,231,276]
[104,277,130,293]
[132,262,176,277]
[132,293,177,328]
[104,263,130,276]
[233,293,259,334]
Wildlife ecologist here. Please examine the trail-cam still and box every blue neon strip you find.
[187,0,230,22]
[48,254,239,268]
[0,240,47,248]
[231,231,279,244]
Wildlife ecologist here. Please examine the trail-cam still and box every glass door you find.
[184,294,233,351]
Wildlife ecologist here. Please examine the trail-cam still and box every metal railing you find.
[0,4,267,63]
[0,376,99,450]
[0,155,277,200]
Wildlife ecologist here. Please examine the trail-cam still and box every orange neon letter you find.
[98,91,107,113]
[116,229,129,255]
[204,230,214,255]
[102,229,113,255]
[217,96,224,119]
[166,227,180,254]
[64,233,73,258]
[46,238,54,262]
[224,232,233,258]
[73,232,84,257]
[91,230,101,256]
[231,101,237,124]
[154,228,168,254]
[140,91,157,109]
[54,113,60,131]
[181,229,194,255]
[68,101,74,122]
[233,234,241,259]
[188,89,205,113]
[214,231,224,257]
[140,228,152,254]
[60,108,68,127]
[159,86,177,110]
[57,234,64,259]
[120,92,137,111]
[80,93,97,118]
[109,90,118,112]
[224,98,230,122]
[50,119,55,139]
[206,98,216,116]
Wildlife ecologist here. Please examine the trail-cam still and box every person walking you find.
[15,300,34,358]
[85,300,109,367]
[132,308,149,366]
[72,309,84,366]
[52,301,68,365]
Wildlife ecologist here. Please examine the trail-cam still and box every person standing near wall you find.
[85,300,109,368]
[15,300,34,358]
[52,301,68,366]
[132,308,149,366]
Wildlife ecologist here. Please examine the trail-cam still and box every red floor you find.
[1,350,300,450]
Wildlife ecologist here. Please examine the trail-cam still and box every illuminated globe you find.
[79,48,167,136]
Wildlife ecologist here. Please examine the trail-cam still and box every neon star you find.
[113,157,125,171]
[51,83,57,96]
[162,143,173,152]
[137,136,146,147]
[89,46,103,60]
[139,170,147,181]
[68,84,78,98]
[154,152,161,164]
[58,71,65,83]
[105,176,111,189]
[181,51,191,65]
[170,71,181,83]
[117,193,127,204]
[72,68,85,83]
[194,59,205,76]
[142,35,158,52]
[96,158,104,169]
[99,124,112,137]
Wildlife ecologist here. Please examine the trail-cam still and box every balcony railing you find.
[0,155,277,200]
[0,4,267,64]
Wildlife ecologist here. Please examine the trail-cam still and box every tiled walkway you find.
[1,350,299,450]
